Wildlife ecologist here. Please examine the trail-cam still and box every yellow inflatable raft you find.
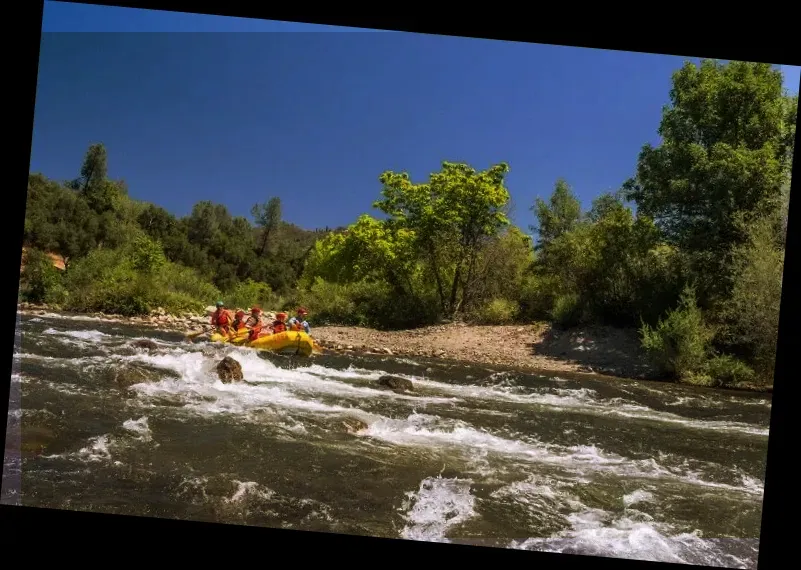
[210,329,317,357]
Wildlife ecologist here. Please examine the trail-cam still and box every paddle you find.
[185,325,212,341]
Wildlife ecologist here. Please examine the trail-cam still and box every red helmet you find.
[235,310,245,319]
[251,306,262,314]
[297,307,309,316]
[276,312,288,321]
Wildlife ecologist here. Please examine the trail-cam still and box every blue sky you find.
[32,1,800,232]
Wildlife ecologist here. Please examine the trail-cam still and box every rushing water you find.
[4,311,771,568]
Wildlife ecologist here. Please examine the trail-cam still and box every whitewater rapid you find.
[6,312,771,569]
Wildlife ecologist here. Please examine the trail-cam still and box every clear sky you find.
[31,1,800,232]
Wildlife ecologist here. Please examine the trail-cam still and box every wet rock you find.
[108,364,179,388]
[216,356,244,384]
[378,375,414,392]
[150,395,187,408]
[382,347,394,355]
[131,339,159,351]
[434,349,446,357]
[342,417,368,434]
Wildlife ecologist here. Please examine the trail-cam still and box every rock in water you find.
[342,418,369,434]
[378,375,414,392]
[106,363,180,388]
[217,356,244,383]
[131,339,159,351]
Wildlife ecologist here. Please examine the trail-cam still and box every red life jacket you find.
[248,324,262,342]
[212,309,230,327]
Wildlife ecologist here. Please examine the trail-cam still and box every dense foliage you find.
[19,59,795,387]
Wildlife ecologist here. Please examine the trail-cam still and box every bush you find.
[156,263,221,311]
[639,285,715,380]
[476,298,519,325]
[62,245,220,316]
[224,279,277,312]
[294,278,440,330]
[298,278,363,326]
[20,248,67,305]
[550,293,585,329]
[518,273,561,321]
[702,354,756,387]
[715,214,784,382]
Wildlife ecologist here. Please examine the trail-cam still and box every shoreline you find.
[15,303,772,395]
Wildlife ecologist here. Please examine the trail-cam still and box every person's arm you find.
[302,321,310,334]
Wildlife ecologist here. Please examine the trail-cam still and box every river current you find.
[3,311,771,568]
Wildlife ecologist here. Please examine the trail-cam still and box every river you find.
[3,311,771,568]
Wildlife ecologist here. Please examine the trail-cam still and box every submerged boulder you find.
[342,417,369,434]
[131,339,159,351]
[107,363,180,389]
[216,356,244,384]
[377,375,414,392]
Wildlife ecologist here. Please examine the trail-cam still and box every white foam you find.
[407,377,768,437]
[623,489,654,508]
[122,416,152,442]
[399,476,477,543]
[77,435,113,463]
[364,413,763,496]
[42,327,112,342]
[513,508,757,568]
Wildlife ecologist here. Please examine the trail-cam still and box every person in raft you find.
[231,310,248,333]
[210,301,233,335]
[287,307,311,335]
[245,306,266,342]
[271,312,289,334]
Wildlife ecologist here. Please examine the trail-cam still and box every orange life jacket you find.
[212,309,231,327]
[248,324,263,342]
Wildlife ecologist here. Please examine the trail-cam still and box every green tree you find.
[717,214,785,380]
[530,178,583,249]
[303,214,419,297]
[251,197,282,255]
[587,191,626,222]
[375,161,512,317]
[129,235,168,274]
[79,143,108,194]
[622,60,794,302]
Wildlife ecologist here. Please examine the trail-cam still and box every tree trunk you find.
[448,262,462,318]
[258,228,271,256]
[426,240,447,314]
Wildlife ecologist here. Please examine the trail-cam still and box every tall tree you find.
[622,60,795,303]
[530,179,582,250]
[251,197,282,255]
[375,161,512,316]
[79,143,108,194]
[623,61,792,252]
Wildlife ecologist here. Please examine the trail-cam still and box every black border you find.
[5,2,799,568]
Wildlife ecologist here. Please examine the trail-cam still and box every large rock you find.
[131,339,159,351]
[105,363,179,388]
[216,356,244,384]
[377,375,414,392]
